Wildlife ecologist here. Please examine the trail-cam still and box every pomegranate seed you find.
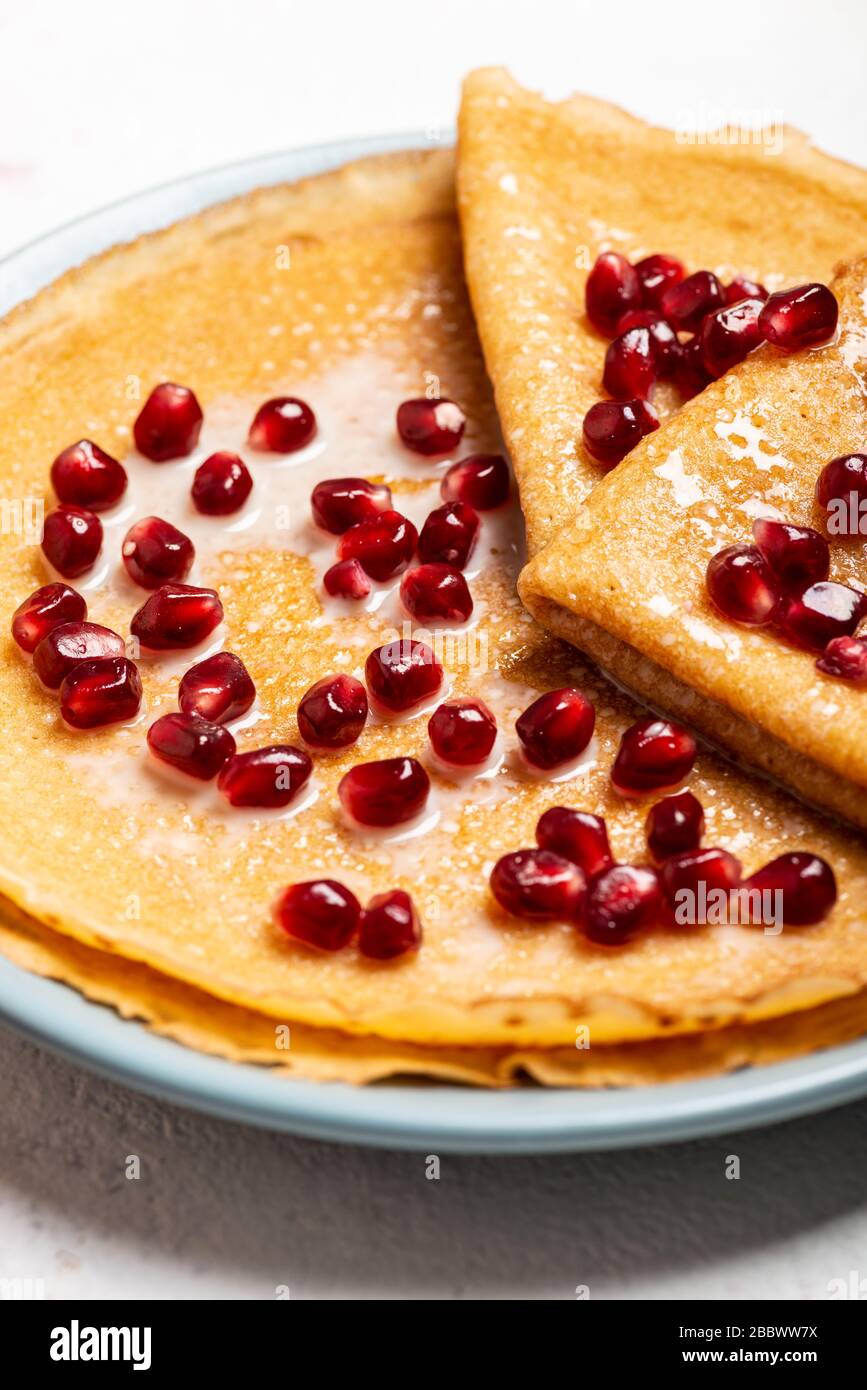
[323,559,371,601]
[147,712,236,780]
[34,621,126,689]
[700,297,764,378]
[191,452,253,515]
[42,505,103,578]
[178,651,255,723]
[603,325,657,399]
[428,698,497,767]
[615,310,681,377]
[724,276,767,304]
[51,440,127,511]
[645,790,704,861]
[217,744,312,808]
[400,564,473,625]
[516,688,596,771]
[359,890,422,960]
[60,657,142,729]
[759,283,838,351]
[441,453,510,510]
[582,398,658,466]
[661,269,724,332]
[131,583,223,650]
[583,864,661,945]
[338,756,430,827]
[817,635,867,683]
[816,453,867,510]
[635,253,685,310]
[337,509,417,581]
[742,852,836,925]
[611,718,697,796]
[122,515,195,589]
[585,252,642,336]
[297,674,368,750]
[134,382,203,461]
[274,880,361,952]
[490,849,586,921]
[535,807,613,879]
[674,335,713,399]
[660,847,742,910]
[775,581,867,652]
[706,544,780,625]
[248,397,316,453]
[311,477,392,534]
[418,501,479,569]
[11,583,87,653]
[364,638,443,714]
[396,397,466,456]
[752,518,829,592]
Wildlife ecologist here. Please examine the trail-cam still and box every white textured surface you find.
[2,0,867,1301]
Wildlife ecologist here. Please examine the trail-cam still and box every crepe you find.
[457,67,867,554]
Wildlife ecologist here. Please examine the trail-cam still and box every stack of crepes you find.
[2,68,867,1087]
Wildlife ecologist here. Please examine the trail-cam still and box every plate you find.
[3,133,867,1153]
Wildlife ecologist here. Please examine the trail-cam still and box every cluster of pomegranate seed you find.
[582,251,838,469]
[706,512,867,681]
[273,880,421,958]
[490,784,836,942]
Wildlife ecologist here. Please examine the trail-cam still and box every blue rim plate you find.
[3,133,867,1154]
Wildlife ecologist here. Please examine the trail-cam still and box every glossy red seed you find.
[178,651,256,724]
[311,477,392,534]
[41,505,103,578]
[34,621,126,689]
[602,326,657,399]
[191,452,253,516]
[11,584,87,654]
[440,453,510,510]
[131,583,223,650]
[583,864,661,945]
[758,283,838,351]
[147,712,235,780]
[60,657,142,729]
[817,635,867,683]
[490,849,586,921]
[359,890,421,960]
[134,383,203,461]
[611,719,697,797]
[645,790,705,861]
[418,501,479,569]
[274,880,361,952]
[674,335,713,399]
[775,581,867,652]
[615,309,681,377]
[396,397,466,456]
[724,276,767,305]
[50,440,127,511]
[660,848,742,910]
[337,509,417,581]
[660,269,724,332]
[706,543,780,625]
[400,564,473,624]
[582,398,659,466]
[535,808,613,879]
[297,674,368,750]
[585,252,643,336]
[516,688,596,771]
[122,515,195,589]
[364,638,443,714]
[816,453,867,511]
[700,297,765,378]
[338,757,430,827]
[428,698,497,767]
[742,852,836,926]
[248,396,316,453]
[752,518,829,592]
[217,744,312,808]
[322,559,371,601]
[635,253,685,310]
